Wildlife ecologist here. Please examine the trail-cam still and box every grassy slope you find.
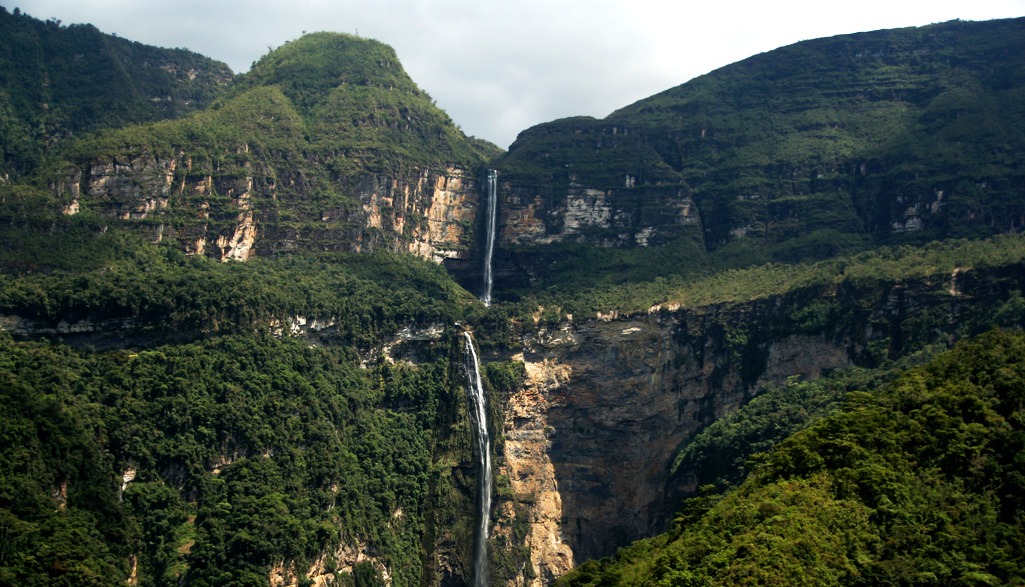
[500,233,1025,324]
[231,32,499,169]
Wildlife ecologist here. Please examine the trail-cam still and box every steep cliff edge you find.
[556,329,1025,586]
[489,18,1025,294]
[494,255,1025,581]
[4,12,1025,587]
[495,117,701,249]
[56,144,481,263]
[43,33,499,265]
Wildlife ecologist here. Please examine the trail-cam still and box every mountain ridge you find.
[0,6,234,178]
[8,29,502,266]
[491,17,1025,296]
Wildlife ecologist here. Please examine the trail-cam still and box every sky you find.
[5,0,1025,149]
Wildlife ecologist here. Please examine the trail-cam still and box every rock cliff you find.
[489,18,1025,287]
[493,260,1025,582]
[57,150,482,263]
[44,32,499,265]
[494,118,702,250]
[5,15,1025,587]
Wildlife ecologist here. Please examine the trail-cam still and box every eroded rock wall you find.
[496,309,851,575]
[499,183,700,249]
[495,265,1025,582]
[57,150,481,263]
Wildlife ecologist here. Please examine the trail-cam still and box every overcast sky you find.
[5,0,1025,148]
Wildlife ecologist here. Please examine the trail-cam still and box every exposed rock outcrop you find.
[493,18,1025,266]
[500,184,700,248]
[493,117,702,252]
[493,353,576,586]
[269,541,392,587]
[56,152,482,264]
[498,310,853,566]
[496,262,1025,580]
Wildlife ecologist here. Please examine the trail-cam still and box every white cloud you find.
[6,0,1024,148]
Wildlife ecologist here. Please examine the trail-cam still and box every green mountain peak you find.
[235,32,423,117]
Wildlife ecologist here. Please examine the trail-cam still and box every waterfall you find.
[481,169,498,307]
[462,331,492,587]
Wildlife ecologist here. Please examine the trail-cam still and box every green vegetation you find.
[0,230,479,349]
[0,6,232,177]
[559,329,1025,586]
[496,116,683,189]
[0,330,470,586]
[669,355,941,497]
[69,85,307,163]
[492,17,1025,296]
[1,8,1024,586]
[0,221,482,586]
[6,30,502,260]
[231,32,494,169]
[608,18,1025,247]
[495,233,1025,325]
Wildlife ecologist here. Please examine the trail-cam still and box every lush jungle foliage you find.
[559,329,1025,586]
[1,7,1024,587]
[0,228,479,349]
[0,6,232,177]
[0,330,473,586]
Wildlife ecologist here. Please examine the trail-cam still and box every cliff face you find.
[495,311,850,577]
[33,32,500,265]
[500,182,700,248]
[57,150,481,263]
[490,18,1025,278]
[494,117,702,251]
[6,15,1025,587]
[494,262,1025,581]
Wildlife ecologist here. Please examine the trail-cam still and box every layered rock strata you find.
[57,151,481,264]
[495,264,1025,581]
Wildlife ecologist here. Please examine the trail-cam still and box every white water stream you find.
[481,169,498,307]
[462,331,492,587]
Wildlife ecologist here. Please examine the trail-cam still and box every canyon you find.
[491,262,1025,583]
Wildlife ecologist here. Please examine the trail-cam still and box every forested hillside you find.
[3,18,500,266]
[0,330,467,586]
[0,6,233,178]
[492,17,1025,294]
[558,329,1025,586]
